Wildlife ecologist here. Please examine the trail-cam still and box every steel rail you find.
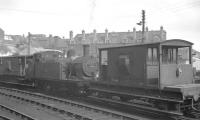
[0,104,38,120]
[0,115,13,120]
[0,87,149,120]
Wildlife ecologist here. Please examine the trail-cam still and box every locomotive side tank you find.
[89,39,200,115]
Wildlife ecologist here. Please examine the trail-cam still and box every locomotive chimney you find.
[82,30,86,43]
[67,49,76,59]
[83,44,90,57]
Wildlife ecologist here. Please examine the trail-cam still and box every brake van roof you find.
[99,39,193,50]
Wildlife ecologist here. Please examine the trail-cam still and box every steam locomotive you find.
[0,45,98,95]
[0,39,200,116]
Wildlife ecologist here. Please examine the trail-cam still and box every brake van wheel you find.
[44,83,51,92]
[120,96,129,102]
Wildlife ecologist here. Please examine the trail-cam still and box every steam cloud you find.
[89,0,96,25]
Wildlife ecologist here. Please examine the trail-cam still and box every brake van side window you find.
[101,50,108,65]
[147,47,158,65]
[162,47,178,64]
[118,55,130,75]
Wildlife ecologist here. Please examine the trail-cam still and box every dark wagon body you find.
[0,55,33,85]
[89,39,200,115]
[98,39,194,89]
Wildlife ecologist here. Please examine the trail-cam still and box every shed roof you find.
[99,39,193,50]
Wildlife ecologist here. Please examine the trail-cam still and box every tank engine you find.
[27,46,98,95]
[0,46,98,95]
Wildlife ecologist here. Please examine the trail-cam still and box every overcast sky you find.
[0,0,199,51]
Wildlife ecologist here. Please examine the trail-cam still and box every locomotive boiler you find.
[65,45,98,80]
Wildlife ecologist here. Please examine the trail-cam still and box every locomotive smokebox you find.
[83,44,90,57]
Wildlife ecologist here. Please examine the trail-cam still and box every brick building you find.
[0,28,5,41]
[66,26,166,57]
[72,26,166,44]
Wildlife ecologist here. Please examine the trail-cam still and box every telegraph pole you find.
[137,10,145,43]
[28,32,31,55]
[142,10,145,43]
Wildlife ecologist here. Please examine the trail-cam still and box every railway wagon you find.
[89,39,200,115]
[0,55,33,85]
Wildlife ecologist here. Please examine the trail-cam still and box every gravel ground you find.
[0,95,73,120]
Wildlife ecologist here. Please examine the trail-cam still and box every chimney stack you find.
[82,30,85,40]
[160,26,163,31]
[105,29,109,43]
[69,30,73,42]
[145,27,149,43]
[93,29,97,43]
[28,32,31,55]
[160,26,165,41]
[133,28,136,43]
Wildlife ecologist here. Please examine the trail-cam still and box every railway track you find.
[0,103,37,120]
[0,115,12,120]
[0,87,152,120]
[171,114,200,120]
[1,84,199,120]
[86,95,200,120]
